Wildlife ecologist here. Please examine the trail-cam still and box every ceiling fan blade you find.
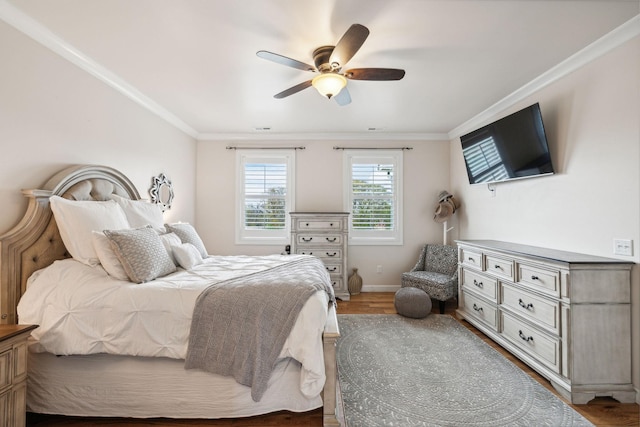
[257,50,316,72]
[329,24,369,69]
[334,87,351,106]
[273,80,313,99]
[344,68,406,81]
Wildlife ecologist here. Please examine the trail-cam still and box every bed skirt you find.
[27,349,322,419]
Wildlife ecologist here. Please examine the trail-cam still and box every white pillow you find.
[111,194,164,230]
[165,223,208,258]
[92,231,129,281]
[172,243,203,270]
[159,232,182,264]
[49,196,130,266]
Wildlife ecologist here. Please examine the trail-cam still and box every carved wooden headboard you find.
[0,165,140,324]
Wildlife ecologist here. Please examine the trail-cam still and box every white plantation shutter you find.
[243,162,287,230]
[351,163,395,230]
[344,150,403,245]
[236,150,295,244]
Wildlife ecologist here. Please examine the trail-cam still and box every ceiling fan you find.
[256,24,405,106]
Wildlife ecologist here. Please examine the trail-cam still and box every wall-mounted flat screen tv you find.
[460,103,554,185]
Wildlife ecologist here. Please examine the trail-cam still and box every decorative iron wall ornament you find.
[149,173,174,211]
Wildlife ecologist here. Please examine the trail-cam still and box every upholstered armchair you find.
[401,244,459,314]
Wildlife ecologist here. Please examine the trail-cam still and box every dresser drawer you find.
[460,248,483,269]
[501,284,559,333]
[462,269,497,301]
[501,312,560,373]
[295,219,344,231]
[462,291,498,330]
[296,234,343,245]
[329,277,343,290]
[486,255,514,280]
[295,248,342,260]
[323,263,342,275]
[518,263,560,296]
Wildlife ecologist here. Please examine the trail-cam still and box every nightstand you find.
[0,325,37,427]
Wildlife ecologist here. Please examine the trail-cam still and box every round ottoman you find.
[394,287,432,318]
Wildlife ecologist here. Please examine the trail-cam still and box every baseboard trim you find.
[361,285,401,293]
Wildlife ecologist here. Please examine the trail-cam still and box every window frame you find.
[343,149,403,246]
[235,149,295,245]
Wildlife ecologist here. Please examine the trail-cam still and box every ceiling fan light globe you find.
[312,73,347,99]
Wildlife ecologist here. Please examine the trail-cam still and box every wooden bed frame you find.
[0,164,341,426]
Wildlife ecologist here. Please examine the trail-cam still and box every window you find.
[343,150,403,245]
[236,150,295,244]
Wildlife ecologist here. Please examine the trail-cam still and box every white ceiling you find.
[3,0,639,140]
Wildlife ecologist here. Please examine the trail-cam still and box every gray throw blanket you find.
[184,256,335,402]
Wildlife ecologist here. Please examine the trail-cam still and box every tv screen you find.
[460,103,554,185]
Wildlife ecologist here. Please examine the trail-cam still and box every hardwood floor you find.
[27,293,639,427]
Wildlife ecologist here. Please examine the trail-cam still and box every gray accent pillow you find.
[104,227,176,283]
[165,223,208,258]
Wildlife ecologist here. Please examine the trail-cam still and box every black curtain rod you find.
[226,146,306,150]
[333,146,413,150]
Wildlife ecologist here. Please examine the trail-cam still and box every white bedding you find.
[27,351,323,418]
[17,254,331,398]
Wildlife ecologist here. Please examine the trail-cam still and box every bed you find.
[0,164,341,426]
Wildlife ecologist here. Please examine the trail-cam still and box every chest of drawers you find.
[456,240,634,404]
[290,212,350,301]
[0,325,37,427]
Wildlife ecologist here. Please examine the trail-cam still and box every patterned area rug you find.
[336,314,594,427]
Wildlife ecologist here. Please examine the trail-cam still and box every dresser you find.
[455,240,634,404]
[290,212,350,301]
[0,325,37,427]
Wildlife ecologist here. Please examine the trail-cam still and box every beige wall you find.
[450,36,640,400]
[195,139,452,290]
[0,21,197,234]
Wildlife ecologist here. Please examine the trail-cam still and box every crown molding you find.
[196,132,450,142]
[0,0,198,138]
[2,0,636,142]
[448,14,640,140]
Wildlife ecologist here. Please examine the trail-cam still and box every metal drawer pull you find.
[302,251,313,255]
[473,279,483,288]
[518,330,534,342]
[531,275,539,280]
[330,223,334,227]
[326,252,337,257]
[326,237,337,242]
[302,237,313,242]
[472,303,483,313]
[518,299,534,310]
[305,223,309,226]
[326,267,337,272]
[468,257,475,262]
[494,264,503,270]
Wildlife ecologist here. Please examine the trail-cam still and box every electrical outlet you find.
[613,239,633,256]
[376,265,383,274]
